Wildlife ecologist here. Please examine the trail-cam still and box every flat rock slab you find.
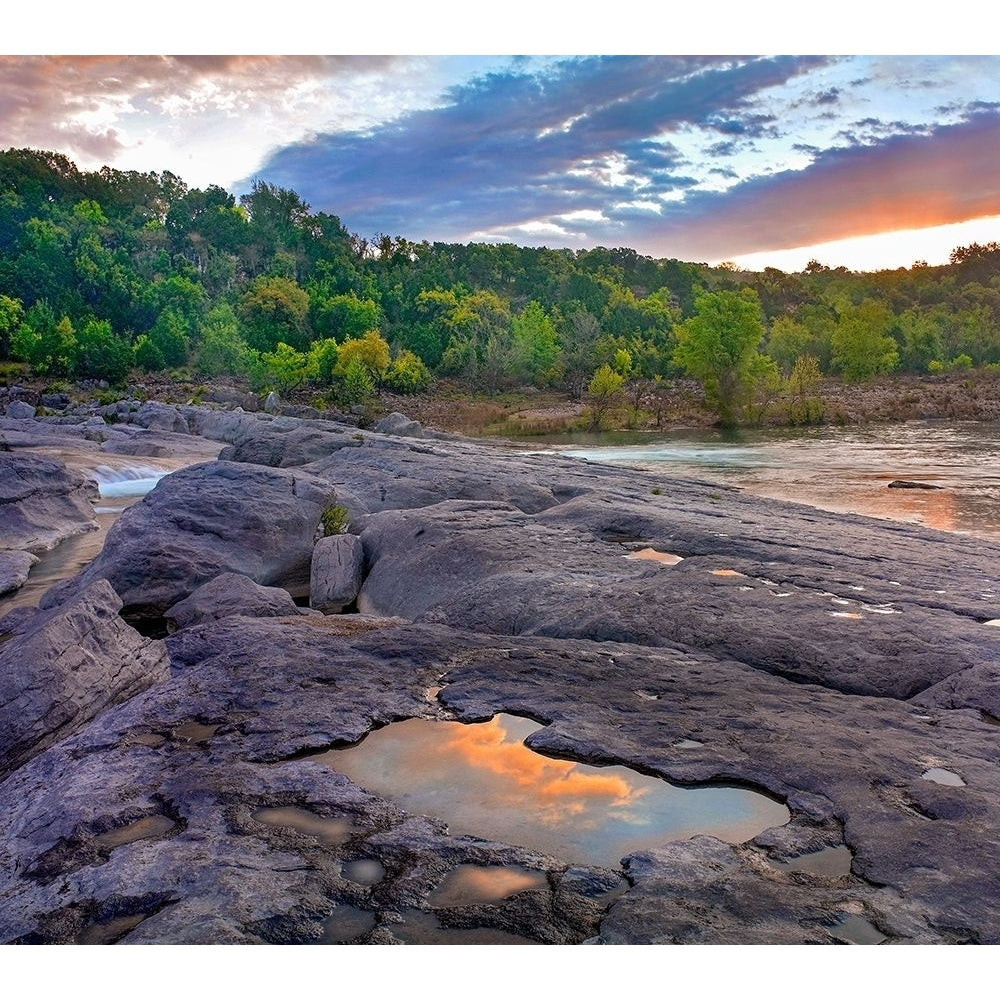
[3,406,1000,944]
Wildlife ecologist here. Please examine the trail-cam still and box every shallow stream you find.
[531,419,1000,541]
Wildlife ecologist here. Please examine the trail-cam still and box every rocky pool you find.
[315,713,790,868]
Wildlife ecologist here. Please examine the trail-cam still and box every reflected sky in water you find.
[543,421,1000,540]
[317,714,788,867]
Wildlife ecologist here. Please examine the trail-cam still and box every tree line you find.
[2,147,1000,426]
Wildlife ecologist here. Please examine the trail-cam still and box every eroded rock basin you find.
[315,713,790,868]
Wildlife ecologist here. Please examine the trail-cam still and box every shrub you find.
[321,504,350,536]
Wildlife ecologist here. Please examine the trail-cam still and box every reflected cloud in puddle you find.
[921,767,965,786]
[253,807,355,844]
[315,714,789,868]
[428,864,547,907]
[776,845,853,876]
[626,548,683,566]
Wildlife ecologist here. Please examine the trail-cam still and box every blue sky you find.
[3,8,998,271]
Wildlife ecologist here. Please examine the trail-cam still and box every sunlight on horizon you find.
[728,215,1000,274]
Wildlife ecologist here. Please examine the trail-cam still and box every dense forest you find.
[3,147,1000,427]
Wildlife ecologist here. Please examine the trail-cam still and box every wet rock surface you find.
[1,403,1000,944]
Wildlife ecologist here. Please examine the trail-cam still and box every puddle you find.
[392,908,540,945]
[129,733,166,748]
[93,815,175,849]
[710,569,745,577]
[75,913,149,945]
[921,767,966,786]
[776,845,852,876]
[428,865,548,907]
[673,739,704,750]
[830,612,863,619]
[342,858,385,886]
[984,619,1000,627]
[253,807,355,844]
[312,905,376,944]
[625,548,683,566]
[314,714,789,868]
[634,690,660,701]
[825,913,886,945]
[171,722,218,743]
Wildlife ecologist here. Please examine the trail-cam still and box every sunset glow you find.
[2,25,996,272]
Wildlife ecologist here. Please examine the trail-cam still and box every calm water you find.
[534,420,1000,541]
[317,713,789,868]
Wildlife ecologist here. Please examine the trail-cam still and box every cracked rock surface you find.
[1,404,999,944]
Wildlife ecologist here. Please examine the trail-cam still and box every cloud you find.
[628,111,1000,261]
[0,55,414,183]
[252,55,829,239]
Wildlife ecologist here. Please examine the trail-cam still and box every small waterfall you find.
[89,464,171,498]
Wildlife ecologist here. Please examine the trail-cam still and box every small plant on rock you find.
[321,504,350,536]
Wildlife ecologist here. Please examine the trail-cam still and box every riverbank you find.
[2,402,1000,944]
[5,367,1000,442]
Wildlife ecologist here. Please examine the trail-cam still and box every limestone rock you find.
[373,411,424,438]
[0,579,169,781]
[0,452,98,553]
[166,572,312,630]
[5,400,36,419]
[0,550,37,596]
[310,534,365,613]
[39,460,336,616]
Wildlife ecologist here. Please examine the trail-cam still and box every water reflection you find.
[316,714,789,868]
[543,421,1000,540]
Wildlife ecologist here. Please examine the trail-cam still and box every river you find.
[531,419,1000,542]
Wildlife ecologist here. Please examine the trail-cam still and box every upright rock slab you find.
[310,534,365,613]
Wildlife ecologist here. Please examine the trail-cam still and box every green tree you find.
[831,299,899,381]
[672,288,773,427]
[10,303,76,375]
[133,334,165,372]
[587,363,625,430]
[74,318,132,382]
[511,300,562,385]
[383,350,432,394]
[195,304,250,376]
[238,275,311,352]
[0,294,23,359]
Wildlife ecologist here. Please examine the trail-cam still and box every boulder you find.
[310,534,365,613]
[373,411,424,438]
[132,402,189,435]
[166,572,314,630]
[0,550,37,596]
[263,391,281,413]
[39,460,336,616]
[5,400,36,419]
[0,452,98,553]
[0,579,169,781]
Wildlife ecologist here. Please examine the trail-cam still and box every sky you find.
[3,5,999,274]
